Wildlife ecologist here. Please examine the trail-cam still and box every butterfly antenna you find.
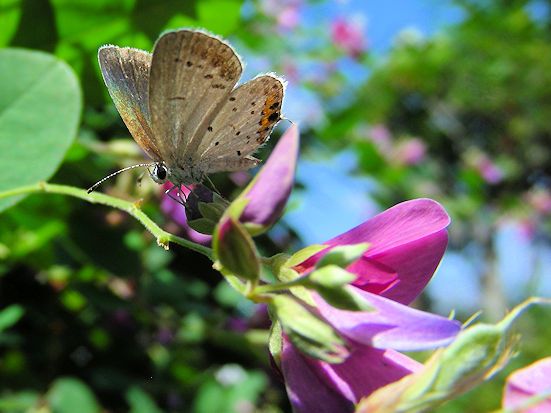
[87,163,154,194]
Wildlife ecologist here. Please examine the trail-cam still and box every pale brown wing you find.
[148,29,243,166]
[98,46,161,161]
[198,74,285,172]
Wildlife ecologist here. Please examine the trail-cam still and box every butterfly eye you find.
[151,163,168,184]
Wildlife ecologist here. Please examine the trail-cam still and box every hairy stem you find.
[0,182,213,259]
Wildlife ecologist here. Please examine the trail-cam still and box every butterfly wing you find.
[98,46,161,161]
[197,74,285,173]
[148,29,243,166]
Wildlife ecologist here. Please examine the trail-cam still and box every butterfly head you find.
[150,162,169,184]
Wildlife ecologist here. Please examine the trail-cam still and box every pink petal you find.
[504,357,551,412]
[281,339,421,412]
[281,341,353,413]
[326,199,450,256]
[314,288,461,351]
[369,229,448,304]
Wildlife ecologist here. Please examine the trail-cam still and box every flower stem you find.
[253,277,309,295]
[0,182,213,259]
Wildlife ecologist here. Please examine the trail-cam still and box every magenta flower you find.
[238,124,299,233]
[503,357,551,412]
[296,198,450,305]
[280,199,461,412]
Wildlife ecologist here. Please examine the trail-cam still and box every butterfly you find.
[88,29,285,197]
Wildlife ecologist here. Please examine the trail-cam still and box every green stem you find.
[0,182,213,259]
[253,277,309,295]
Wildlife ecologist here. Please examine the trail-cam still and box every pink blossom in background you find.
[282,199,461,412]
[478,158,504,184]
[503,357,551,412]
[366,124,393,156]
[260,0,303,31]
[468,151,504,184]
[393,138,426,165]
[331,16,367,58]
[277,5,301,31]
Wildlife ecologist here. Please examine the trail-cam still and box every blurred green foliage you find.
[0,0,550,412]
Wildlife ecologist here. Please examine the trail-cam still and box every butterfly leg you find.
[164,184,185,206]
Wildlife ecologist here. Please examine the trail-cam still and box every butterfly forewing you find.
[198,75,285,172]
[98,46,161,161]
[148,30,243,166]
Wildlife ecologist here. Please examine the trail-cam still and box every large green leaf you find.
[0,48,81,212]
[47,378,100,413]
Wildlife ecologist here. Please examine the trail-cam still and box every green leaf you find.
[197,0,242,35]
[0,0,22,47]
[0,391,39,412]
[316,243,370,269]
[0,49,81,212]
[48,377,100,413]
[271,295,348,363]
[126,387,163,413]
[193,368,267,413]
[0,304,24,332]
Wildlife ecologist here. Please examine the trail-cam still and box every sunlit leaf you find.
[48,378,100,413]
[0,49,81,212]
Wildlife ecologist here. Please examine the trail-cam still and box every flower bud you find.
[236,125,300,235]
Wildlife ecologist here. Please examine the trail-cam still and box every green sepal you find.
[268,321,283,368]
[276,266,315,306]
[309,265,357,287]
[316,243,370,269]
[198,201,224,222]
[187,218,216,234]
[315,285,374,312]
[213,216,260,281]
[271,295,348,363]
[225,197,249,220]
[285,244,326,268]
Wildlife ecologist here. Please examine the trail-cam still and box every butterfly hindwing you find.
[198,74,285,173]
[98,46,161,161]
[148,29,243,166]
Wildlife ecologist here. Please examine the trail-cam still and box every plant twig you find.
[0,182,213,259]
